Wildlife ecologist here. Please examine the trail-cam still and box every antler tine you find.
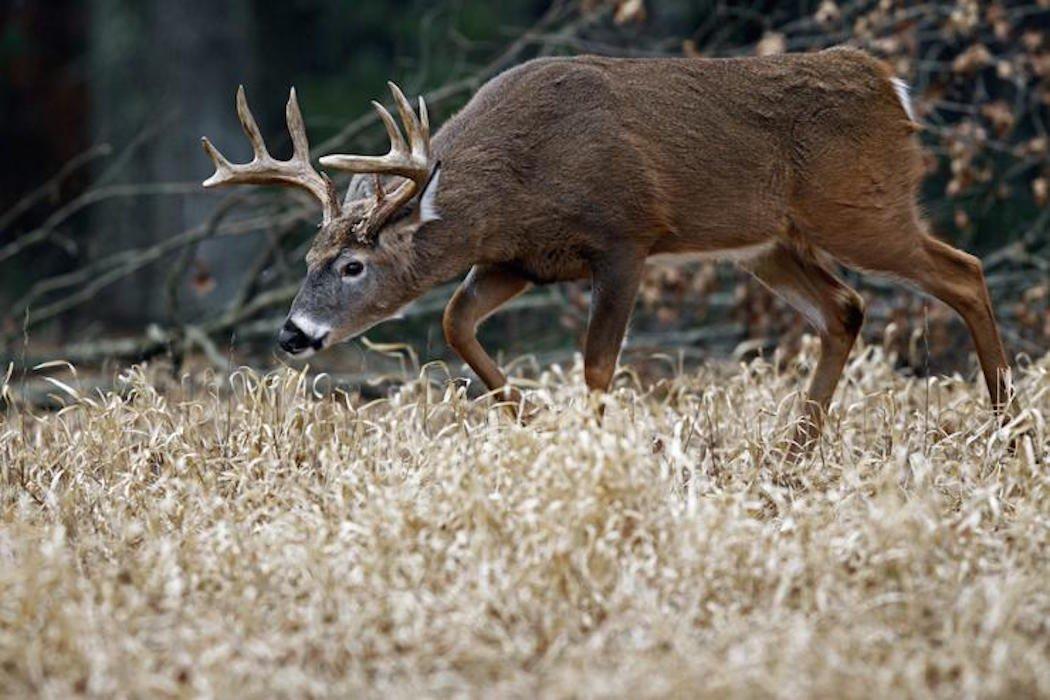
[387,82,430,166]
[418,96,430,146]
[200,85,341,223]
[236,85,270,161]
[285,87,310,162]
[373,174,385,205]
[388,84,419,155]
[374,101,408,156]
[201,137,233,186]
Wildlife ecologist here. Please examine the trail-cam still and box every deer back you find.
[427,47,917,270]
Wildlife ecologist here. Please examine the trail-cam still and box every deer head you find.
[202,83,442,357]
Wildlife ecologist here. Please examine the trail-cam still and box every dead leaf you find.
[756,32,786,57]
[815,1,840,26]
[1032,177,1048,206]
[952,44,992,74]
[614,0,646,25]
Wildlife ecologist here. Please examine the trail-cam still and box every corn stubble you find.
[1,343,1048,698]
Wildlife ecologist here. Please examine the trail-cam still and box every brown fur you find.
[289,46,1011,456]
[417,47,916,275]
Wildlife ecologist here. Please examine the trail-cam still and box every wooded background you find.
[2,0,1047,384]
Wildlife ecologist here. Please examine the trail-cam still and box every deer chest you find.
[511,244,591,284]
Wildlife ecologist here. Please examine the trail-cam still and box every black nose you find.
[278,319,313,354]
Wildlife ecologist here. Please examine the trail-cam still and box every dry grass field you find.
[1,342,1048,698]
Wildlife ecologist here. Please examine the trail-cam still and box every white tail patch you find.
[890,77,916,123]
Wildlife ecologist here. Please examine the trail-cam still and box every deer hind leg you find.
[583,254,647,392]
[904,236,1012,412]
[812,212,1012,415]
[443,264,531,397]
[743,243,865,458]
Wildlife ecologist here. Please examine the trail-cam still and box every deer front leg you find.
[443,264,531,396]
[583,255,646,392]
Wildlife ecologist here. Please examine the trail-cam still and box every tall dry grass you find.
[1,342,1048,698]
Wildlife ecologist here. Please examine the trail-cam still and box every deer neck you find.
[406,218,479,290]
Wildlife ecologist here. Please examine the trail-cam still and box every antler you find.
[319,82,432,236]
[202,86,341,223]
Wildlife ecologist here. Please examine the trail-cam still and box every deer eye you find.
[339,259,365,279]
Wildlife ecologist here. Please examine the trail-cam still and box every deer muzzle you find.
[278,316,329,357]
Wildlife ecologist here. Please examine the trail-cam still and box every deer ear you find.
[418,163,442,225]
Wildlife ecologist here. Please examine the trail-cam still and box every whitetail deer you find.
[202,47,1013,454]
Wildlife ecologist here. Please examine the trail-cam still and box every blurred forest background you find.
[1,0,1047,391]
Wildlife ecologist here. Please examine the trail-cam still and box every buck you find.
[202,47,1012,454]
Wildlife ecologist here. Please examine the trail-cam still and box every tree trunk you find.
[88,0,259,326]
